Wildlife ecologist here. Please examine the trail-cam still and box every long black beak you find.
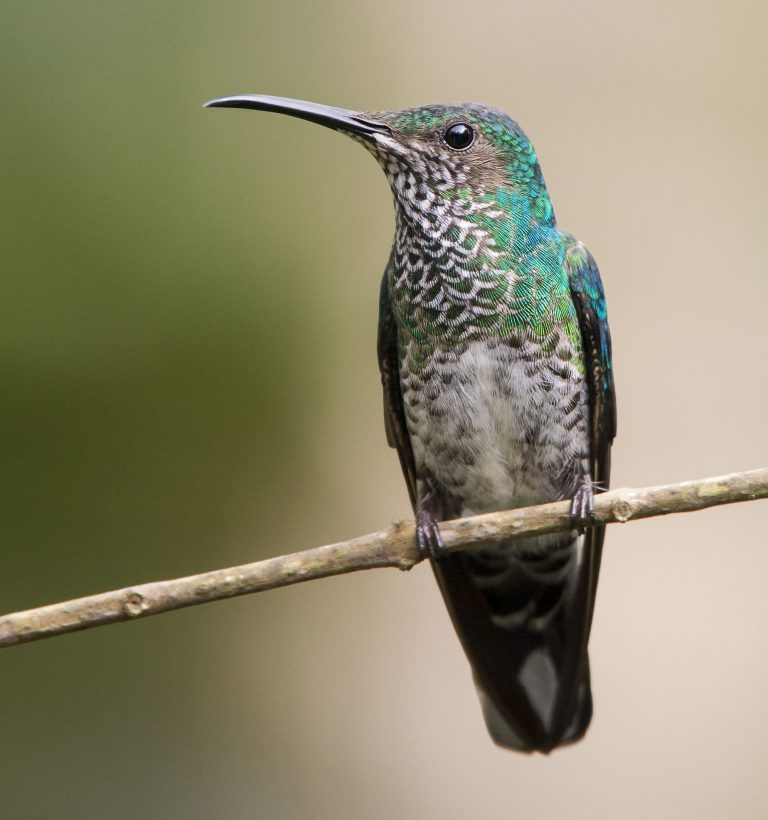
[204,94,390,139]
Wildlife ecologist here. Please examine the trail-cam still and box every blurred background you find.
[2,1,767,817]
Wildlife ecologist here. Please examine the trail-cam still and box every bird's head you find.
[204,95,555,232]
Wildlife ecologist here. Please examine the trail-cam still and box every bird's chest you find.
[399,333,588,515]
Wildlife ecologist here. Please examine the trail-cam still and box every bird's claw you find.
[570,479,595,534]
[416,510,448,561]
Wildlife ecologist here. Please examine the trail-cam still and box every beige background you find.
[2,1,767,817]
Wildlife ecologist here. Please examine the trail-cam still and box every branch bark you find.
[2,467,766,650]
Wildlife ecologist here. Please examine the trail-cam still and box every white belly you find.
[400,336,589,516]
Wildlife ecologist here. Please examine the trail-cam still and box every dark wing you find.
[566,239,617,491]
[377,268,417,508]
[561,237,617,700]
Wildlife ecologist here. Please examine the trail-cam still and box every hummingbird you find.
[205,94,616,753]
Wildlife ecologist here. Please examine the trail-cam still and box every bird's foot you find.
[416,510,448,561]
[570,478,595,534]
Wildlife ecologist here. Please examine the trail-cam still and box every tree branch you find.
[2,467,766,650]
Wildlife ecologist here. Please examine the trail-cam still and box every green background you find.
[3,1,767,818]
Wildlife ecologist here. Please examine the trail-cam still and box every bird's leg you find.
[570,467,595,535]
[416,477,449,561]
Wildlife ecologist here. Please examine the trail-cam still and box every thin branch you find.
[2,467,766,650]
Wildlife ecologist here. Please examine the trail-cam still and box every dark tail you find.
[431,526,604,752]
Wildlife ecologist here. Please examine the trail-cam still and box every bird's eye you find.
[443,123,475,151]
